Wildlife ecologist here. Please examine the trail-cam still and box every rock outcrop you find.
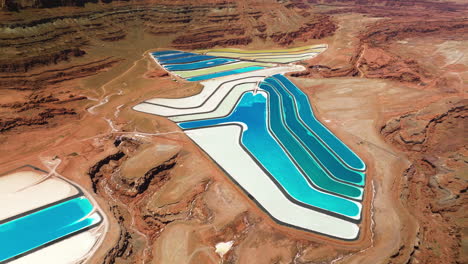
[0,1,337,74]
[381,97,467,264]
[289,0,468,88]
[0,1,466,263]
[0,0,339,133]
[0,56,119,132]
[87,137,214,263]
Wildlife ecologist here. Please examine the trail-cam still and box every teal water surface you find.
[165,58,238,71]
[0,196,101,262]
[151,50,182,58]
[162,55,215,65]
[186,66,265,82]
[273,74,366,171]
[259,83,363,199]
[158,52,198,62]
[264,77,365,185]
[179,92,361,219]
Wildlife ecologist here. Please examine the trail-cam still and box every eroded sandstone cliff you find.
[381,98,467,264]
[0,1,466,263]
[0,0,338,132]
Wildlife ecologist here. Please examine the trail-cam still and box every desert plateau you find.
[0,0,466,263]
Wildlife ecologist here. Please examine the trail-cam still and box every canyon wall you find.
[381,98,467,264]
[0,0,336,132]
[0,1,466,263]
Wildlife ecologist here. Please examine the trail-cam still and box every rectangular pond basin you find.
[0,196,102,262]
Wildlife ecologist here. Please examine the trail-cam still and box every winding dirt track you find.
[0,1,466,262]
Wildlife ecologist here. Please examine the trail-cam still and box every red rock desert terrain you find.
[0,0,466,263]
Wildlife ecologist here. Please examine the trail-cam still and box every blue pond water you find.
[264,77,365,186]
[186,66,265,82]
[162,55,215,65]
[151,50,182,58]
[179,92,361,219]
[273,74,366,171]
[0,197,101,262]
[157,52,198,62]
[258,83,363,199]
[165,58,238,71]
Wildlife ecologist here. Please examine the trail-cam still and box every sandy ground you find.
[0,48,393,263]
[0,8,465,261]
[291,76,443,263]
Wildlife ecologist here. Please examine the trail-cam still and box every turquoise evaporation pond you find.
[157,52,199,62]
[259,83,362,199]
[151,50,182,57]
[161,55,215,65]
[0,196,101,262]
[165,58,238,71]
[273,74,366,171]
[179,92,361,219]
[186,66,266,82]
[263,78,365,186]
